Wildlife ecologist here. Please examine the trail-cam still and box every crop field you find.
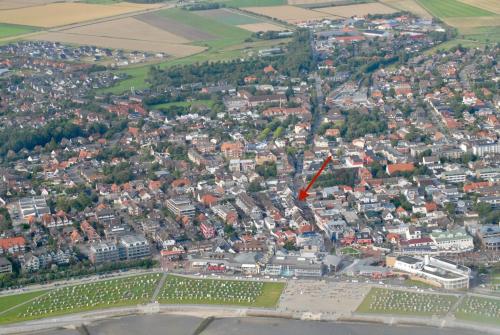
[315,3,397,17]
[356,288,457,316]
[238,22,287,32]
[459,0,500,14]
[0,0,63,10]
[455,296,500,325]
[0,274,161,324]
[196,8,261,25]
[214,0,287,7]
[0,23,37,39]
[380,0,433,18]
[157,275,284,308]
[0,2,163,28]
[417,0,494,17]
[244,5,339,23]
[29,17,206,58]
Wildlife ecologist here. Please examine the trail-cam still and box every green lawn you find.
[0,274,161,325]
[356,288,457,316]
[454,296,500,325]
[0,291,47,312]
[150,99,215,109]
[158,275,284,308]
[417,0,494,18]
[0,23,37,39]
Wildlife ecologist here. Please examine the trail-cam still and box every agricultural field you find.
[29,16,206,58]
[380,0,433,18]
[243,5,338,23]
[0,2,163,28]
[0,0,62,10]
[416,0,500,47]
[0,23,37,39]
[213,0,287,7]
[157,275,284,308]
[417,0,494,17]
[458,0,500,14]
[238,23,287,32]
[356,288,458,316]
[454,296,500,325]
[315,3,397,17]
[0,274,161,324]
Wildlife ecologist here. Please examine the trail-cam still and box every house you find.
[386,163,414,175]
[0,236,26,255]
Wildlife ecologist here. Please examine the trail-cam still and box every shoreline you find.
[1,303,500,335]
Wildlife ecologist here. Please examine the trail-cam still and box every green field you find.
[0,274,161,324]
[150,99,215,110]
[0,291,47,312]
[356,288,457,316]
[417,0,494,18]
[158,275,284,308]
[455,296,500,325]
[0,23,37,39]
[196,9,262,26]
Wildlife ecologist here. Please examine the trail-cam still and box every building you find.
[471,141,500,157]
[89,241,119,264]
[441,170,467,183]
[118,234,151,260]
[0,256,12,273]
[212,203,238,225]
[0,236,26,255]
[200,222,216,239]
[429,228,474,252]
[390,255,470,289]
[235,193,262,220]
[263,254,325,277]
[476,224,500,251]
[18,196,50,219]
[166,198,196,218]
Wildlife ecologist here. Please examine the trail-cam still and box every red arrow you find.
[298,155,332,201]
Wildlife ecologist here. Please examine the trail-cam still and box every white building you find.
[430,228,474,252]
[392,255,470,289]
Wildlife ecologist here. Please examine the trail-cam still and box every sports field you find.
[157,275,284,308]
[417,0,494,17]
[356,288,457,316]
[0,274,161,324]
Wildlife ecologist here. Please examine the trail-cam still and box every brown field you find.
[380,0,432,18]
[444,16,500,29]
[55,17,190,45]
[0,2,163,28]
[315,3,397,17]
[244,5,339,23]
[458,0,500,14]
[237,22,287,32]
[29,31,205,57]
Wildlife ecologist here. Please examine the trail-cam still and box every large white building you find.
[391,255,470,289]
[430,228,474,252]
